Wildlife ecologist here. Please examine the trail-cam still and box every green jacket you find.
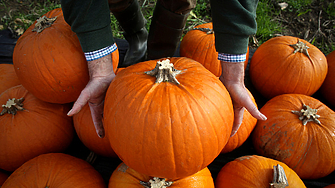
[61,0,258,55]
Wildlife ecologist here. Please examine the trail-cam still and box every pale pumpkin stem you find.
[140,177,173,188]
[291,104,321,125]
[145,59,182,84]
[32,16,57,33]
[192,27,214,34]
[289,40,312,61]
[0,97,25,116]
[269,164,289,188]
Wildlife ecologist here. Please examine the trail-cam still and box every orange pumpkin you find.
[0,85,74,171]
[0,64,21,95]
[252,94,335,179]
[104,57,234,179]
[1,153,106,188]
[324,184,335,188]
[215,155,306,188]
[221,89,258,153]
[73,103,117,157]
[249,36,327,99]
[108,163,214,187]
[13,8,119,104]
[180,22,249,77]
[320,50,335,107]
[0,171,9,186]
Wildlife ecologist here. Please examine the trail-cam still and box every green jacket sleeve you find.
[60,0,115,52]
[210,0,258,54]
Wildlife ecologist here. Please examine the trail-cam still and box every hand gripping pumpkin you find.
[104,57,234,179]
[13,8,119,104]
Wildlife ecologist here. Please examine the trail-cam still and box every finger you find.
[230,107,245,137]
[243,95,267,121]
[67,89,90,116]
[88,102,105,138]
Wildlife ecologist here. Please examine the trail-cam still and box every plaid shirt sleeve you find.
[218,52,247,63]
[84,43,117,61]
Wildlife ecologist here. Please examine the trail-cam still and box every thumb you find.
[67,89,90,116]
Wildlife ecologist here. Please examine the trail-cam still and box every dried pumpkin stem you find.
[269,164,289,188]
[0,97,26,116]
[32,16,57,33]
[291,104,321,125]
[289,40,312,61]
[145,59,182,84]
[140,177,173,188]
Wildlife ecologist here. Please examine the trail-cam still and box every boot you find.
[111,0,148,67]
[146,2,189,60]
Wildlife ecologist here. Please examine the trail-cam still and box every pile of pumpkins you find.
[0,8,335,188]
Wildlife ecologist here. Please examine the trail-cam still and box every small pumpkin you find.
[0,64,21,95]
[249,36,327,99]
[73,103,117,157]
[320,50,335,107]
[108,163,214,188]
[104,57,234,179]
[13,8,119,104]
[215,155,306,188]
[180,22,249,77]
[0,85,74,171]
[1,153,106,188]
[252,94,335,179]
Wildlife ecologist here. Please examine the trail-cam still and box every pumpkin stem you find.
[32,16,57,33]
[145,59,182,84]
[140,177,173,188]
[0,97,26,116]
[192,27,214,34]
[289,40,311,60]
[269,164,289,188]
[291,104,321,125]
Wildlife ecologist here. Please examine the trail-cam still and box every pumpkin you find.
[104,57,234,179]
[324,184,335,188]
[221,89,258,153]
[0,171,9,186]
[215,155,306,188]
[252,94,335,179]
[180,22,249,77]
[108,163,214,188]
[1,153,106,188]
[13,8,119,104]
[249,36,327,99]
[0,64,21,95]
[320,50,335,107]
[73,103,117,157]
[0,85,74,171]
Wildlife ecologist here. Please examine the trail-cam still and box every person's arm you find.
[210,0,267,136]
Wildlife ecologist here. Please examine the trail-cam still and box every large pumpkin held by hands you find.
[104,57,234,179]
[12,8,119,104]
[249,36,327,99]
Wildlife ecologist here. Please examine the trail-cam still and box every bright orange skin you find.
[13,8,119,104]
[73,104,118,157]
[320,50,335,107]
[252,94,335,179]
[0,64,21,95]
[2,153,106,188]
[109,163,215,188]
[180,22,249,77]
[249,36,327,99]
[104,57,234,179]
[215,155,306,188]
[0,85,74,171]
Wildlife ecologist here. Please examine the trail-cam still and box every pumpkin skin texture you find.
[320,50,335,107]
[108,163,214,188]
[252,94,335,179]
[180,22,249,77]
[1,153,106,188]
[73,103,117,157]
[0,85,74,172]
[249,36,327,99]
[0,64,21,95]
[104,57,234,179]
[221,89,257,153]
[215,155,306,188]
[12,8,119,104]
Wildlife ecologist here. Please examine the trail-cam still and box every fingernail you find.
[261,113,267,120]
[230,130,237,137]
[97,131,105,138]
[67,109,73,116]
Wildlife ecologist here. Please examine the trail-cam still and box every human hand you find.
[67,55,115,138]
[219,61,267,137]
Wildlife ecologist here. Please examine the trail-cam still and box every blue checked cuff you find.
[84,43,117,61]
[218,52,247,63]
